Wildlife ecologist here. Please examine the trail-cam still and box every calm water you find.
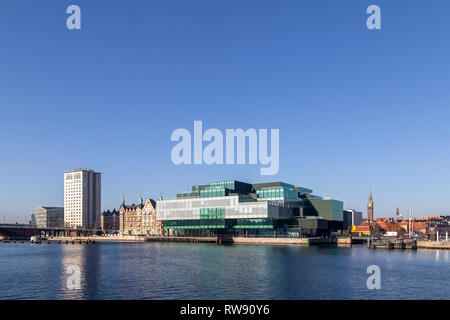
[0,242,448,300]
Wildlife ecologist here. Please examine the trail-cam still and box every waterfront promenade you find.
[8,234,450,249]
[39,235,328,246]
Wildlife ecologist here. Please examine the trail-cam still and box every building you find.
[412,221,427,235]
[352,224,372,237]
[352,221,380,237]
[157,180,344,237]
[343,209,363,230]
[367,190,374,221]
[100,209,120,232]
[64,169,101,229]
[119,197,162,235]
[31,207,64,228]
[378,220,404,237]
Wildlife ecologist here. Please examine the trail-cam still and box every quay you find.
[417,240,450,250]
[3,234,450,249]
[3,235,336,246]
[337,236,450,250]
[46,235,334,246]
[148,236,333,246]
[338,236,418,249]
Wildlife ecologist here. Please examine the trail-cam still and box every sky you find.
[1,0,450,222]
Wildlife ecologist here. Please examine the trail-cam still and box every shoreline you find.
[4,235,450,250]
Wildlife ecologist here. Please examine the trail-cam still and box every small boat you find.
[30,236,42,243]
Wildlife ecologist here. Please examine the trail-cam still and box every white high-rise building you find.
[64,169,101,229]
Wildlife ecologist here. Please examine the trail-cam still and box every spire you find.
[121,194,125,205]
[158,193,163,201]
[139,195,143,205]
[367,189,374,221]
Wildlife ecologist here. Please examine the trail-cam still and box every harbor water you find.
[0,242,448,300]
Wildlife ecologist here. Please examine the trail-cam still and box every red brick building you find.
[119,197,162,235]
[101,209,120,232]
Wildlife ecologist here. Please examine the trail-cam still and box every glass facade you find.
[210,181,235,190]
[31,207,64,228]
[256,188,299,200]
[163,219,226,229]
[157,180,344,237]
[234,218,274,229]
[200,188,226,198]
[200,208,225,219]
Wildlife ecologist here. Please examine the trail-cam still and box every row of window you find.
[163,218,274,230]
[234,225,273,229]
[200,208,225,219]
[200,188,226,198]
[256,188,298,199]
[210,181,235,190]
[164,218,226,229]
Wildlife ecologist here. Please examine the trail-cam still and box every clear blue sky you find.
[1,0,450,222]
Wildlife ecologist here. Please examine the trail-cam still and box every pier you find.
[0,224,99,241]
[3,233,450,249]
[2,235,335,246]
[337,236,421,250]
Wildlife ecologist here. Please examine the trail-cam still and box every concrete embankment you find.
[417,241,450,250]
[47,235,148,242]
[232,237,334,246]
[14,236,450,249]
[42,235,332,246]
[148,236,329,245]
[147,236,217,243]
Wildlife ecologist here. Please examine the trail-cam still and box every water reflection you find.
[60,244,86,299]
[0,242,449,299]
[59,243,102,299]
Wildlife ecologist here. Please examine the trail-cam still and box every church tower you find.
[367,190,374,221]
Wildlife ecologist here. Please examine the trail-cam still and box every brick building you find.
[100,209,120,232]
[119,197,162,235]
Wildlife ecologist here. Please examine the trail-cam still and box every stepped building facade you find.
[157,180,344,237]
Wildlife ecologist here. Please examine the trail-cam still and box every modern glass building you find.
[31,207,64,228]
[157,180,344,237]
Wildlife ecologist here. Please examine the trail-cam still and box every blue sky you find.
[1,0,450,222]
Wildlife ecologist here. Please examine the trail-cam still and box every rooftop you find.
[64,169,101,174]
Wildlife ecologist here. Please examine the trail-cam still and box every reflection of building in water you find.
[31,207,64,228]
[119,197,162,235]
[60,244,102,299]
[60,245,87,300]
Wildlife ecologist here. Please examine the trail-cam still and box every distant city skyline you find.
[2,1,450,220]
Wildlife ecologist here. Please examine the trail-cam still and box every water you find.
[0,242,448,300]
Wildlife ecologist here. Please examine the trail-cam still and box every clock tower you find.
[367,190,374,221]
